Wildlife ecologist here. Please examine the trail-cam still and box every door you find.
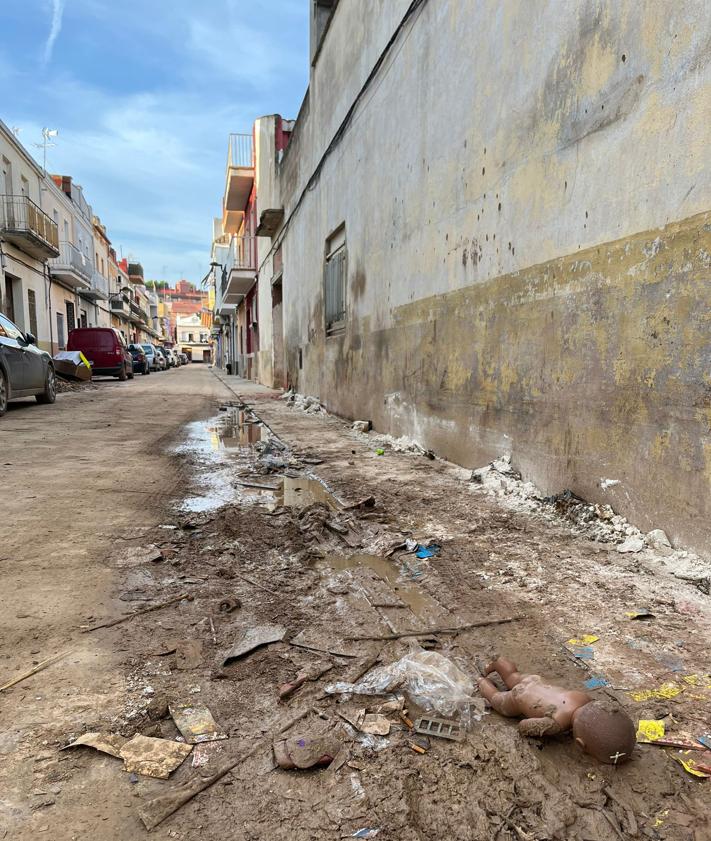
[66,301,76,333]
[0,312,30,391]
[56,312,65,351]
[3,276,15,321]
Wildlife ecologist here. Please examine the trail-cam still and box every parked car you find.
[170,349,181,367]
[67,327,134,380]
[128,343,150,375]
[141,343,160,372]
[161,347,177,368]
[154,347,168,371]
[0,312,56,416]
[179,353,189,365]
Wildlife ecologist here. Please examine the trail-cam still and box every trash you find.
[569,646,595,661]
[584,676,609,690]
[169,703,227,744]
[629,682,684,702]
[63,732,192,779]
[681,673,711,688]
[672,750,711,778]
[625,608,655,620]
[52,350,92,381]
[191,742,224,768]
[352,420,371,433]
[278,663,333,700]
[222,625,286,666]
[415,543,441,560]
[636,720,665,743]
[175,640,204,670]
[273,734,341,770]
[359,714,391,736]
[408,735,430,754]
[699,734,711,749]
[218,597,241,614]
[617,536,645,553]
[375,448,385,456]
[119,735,193,779]
[399,711,414,729]
[326,650,476,724]
[351,830,380,839]
[404,538,418,553]
[567,635,599,646]
[414,716,464,741]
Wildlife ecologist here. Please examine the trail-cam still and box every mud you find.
[2,368,709,841]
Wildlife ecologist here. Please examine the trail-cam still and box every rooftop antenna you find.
[10,126,21,138]
[32,128,59,174]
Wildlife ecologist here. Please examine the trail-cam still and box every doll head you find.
[572,702,636,765]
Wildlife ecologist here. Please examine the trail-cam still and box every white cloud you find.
[42,0,66,66]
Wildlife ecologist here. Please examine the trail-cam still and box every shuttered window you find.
[324,226,346,334]
[27,289,38,338]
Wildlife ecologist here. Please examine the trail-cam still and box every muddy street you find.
[1,367,709,840]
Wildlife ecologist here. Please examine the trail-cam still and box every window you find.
[0,313,23,340]
[324,225,347,334]
[66,301,76,332]
[27,290,38,338]
[56,312,65,350]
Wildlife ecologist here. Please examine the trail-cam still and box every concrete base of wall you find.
[292,211,711,553]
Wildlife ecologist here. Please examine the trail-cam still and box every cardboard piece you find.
[169,703,227,744]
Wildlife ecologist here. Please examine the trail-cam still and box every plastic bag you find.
[326,650,477,725]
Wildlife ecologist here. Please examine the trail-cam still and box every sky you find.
[0,0,309,283]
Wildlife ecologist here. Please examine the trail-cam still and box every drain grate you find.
[414,716,464,741]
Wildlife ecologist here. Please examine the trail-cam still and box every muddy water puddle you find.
[317,553,439,618]
[277,476,340,509]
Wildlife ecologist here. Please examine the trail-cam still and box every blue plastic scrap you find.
[352,831,380,839]
[415,544,441,560]
[584,676,609,689]
[698,734,711,749]
[569,646,595,661]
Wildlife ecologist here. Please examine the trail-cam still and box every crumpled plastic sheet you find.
[326,650,479,726]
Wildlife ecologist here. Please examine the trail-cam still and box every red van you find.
[67,328,134,380]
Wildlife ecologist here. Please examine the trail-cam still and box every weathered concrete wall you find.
[277,0,711,551]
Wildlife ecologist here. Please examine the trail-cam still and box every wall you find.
[276,0,711,552]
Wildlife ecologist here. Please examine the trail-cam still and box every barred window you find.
[324,226,346,334]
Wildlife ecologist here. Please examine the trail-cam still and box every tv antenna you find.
[32,128,59,174]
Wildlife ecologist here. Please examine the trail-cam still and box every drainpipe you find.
[45,263,54,353]
[0,242,6,315]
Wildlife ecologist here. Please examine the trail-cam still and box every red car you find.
[67,328,134,380]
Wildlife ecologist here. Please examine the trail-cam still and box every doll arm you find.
[518,716,563,738]
[478,677,521,717]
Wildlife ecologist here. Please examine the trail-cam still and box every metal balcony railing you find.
[228,133,254,168]
[0,194,59,252]
[91,270,109,297]
[222,236,257,295]
[49,241,92,281]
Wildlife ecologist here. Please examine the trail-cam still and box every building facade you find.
[211,0,711,553]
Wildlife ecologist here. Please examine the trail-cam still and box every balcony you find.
[49,241,92,290]
[110,295,129,316]
[0,194,59,259]
[223,133,254,232]
[81,270,109,302]
[221,236,257,304]
[129,300,149,325]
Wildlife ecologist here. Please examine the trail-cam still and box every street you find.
[0,365,709,840]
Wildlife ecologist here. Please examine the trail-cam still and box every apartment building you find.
[0,120,59,349]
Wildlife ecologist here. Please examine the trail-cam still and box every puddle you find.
[277,477,340,509]
[174,410,271,514]
[317,553,437,618]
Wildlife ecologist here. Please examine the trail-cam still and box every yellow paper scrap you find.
[636,720,665,743]
[653,809,669,828]
[629,682,684,702]
[682,674,711,688]
[672,751,711,779]
[566,635,599,646]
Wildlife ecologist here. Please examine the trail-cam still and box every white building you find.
[177,312,211,363]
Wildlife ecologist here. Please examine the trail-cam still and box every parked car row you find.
[0,316,191,417]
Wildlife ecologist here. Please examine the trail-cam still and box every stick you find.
[138,705,313,830]
[288,641,359,659]
[344,616,522,641]
[235,480,280,491]
[0,651,69,692]
[81,593,192,633]
[208,617,217,645]
[236,574,277,595]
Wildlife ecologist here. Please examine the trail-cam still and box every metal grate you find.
[324,246,346,332]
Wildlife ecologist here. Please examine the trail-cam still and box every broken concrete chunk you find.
[169,703,227,744]
[359,714,391,736]
[352,420,371,433]
[617,535,645,554]
[222,625,286,666]
[645,529,672,551]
